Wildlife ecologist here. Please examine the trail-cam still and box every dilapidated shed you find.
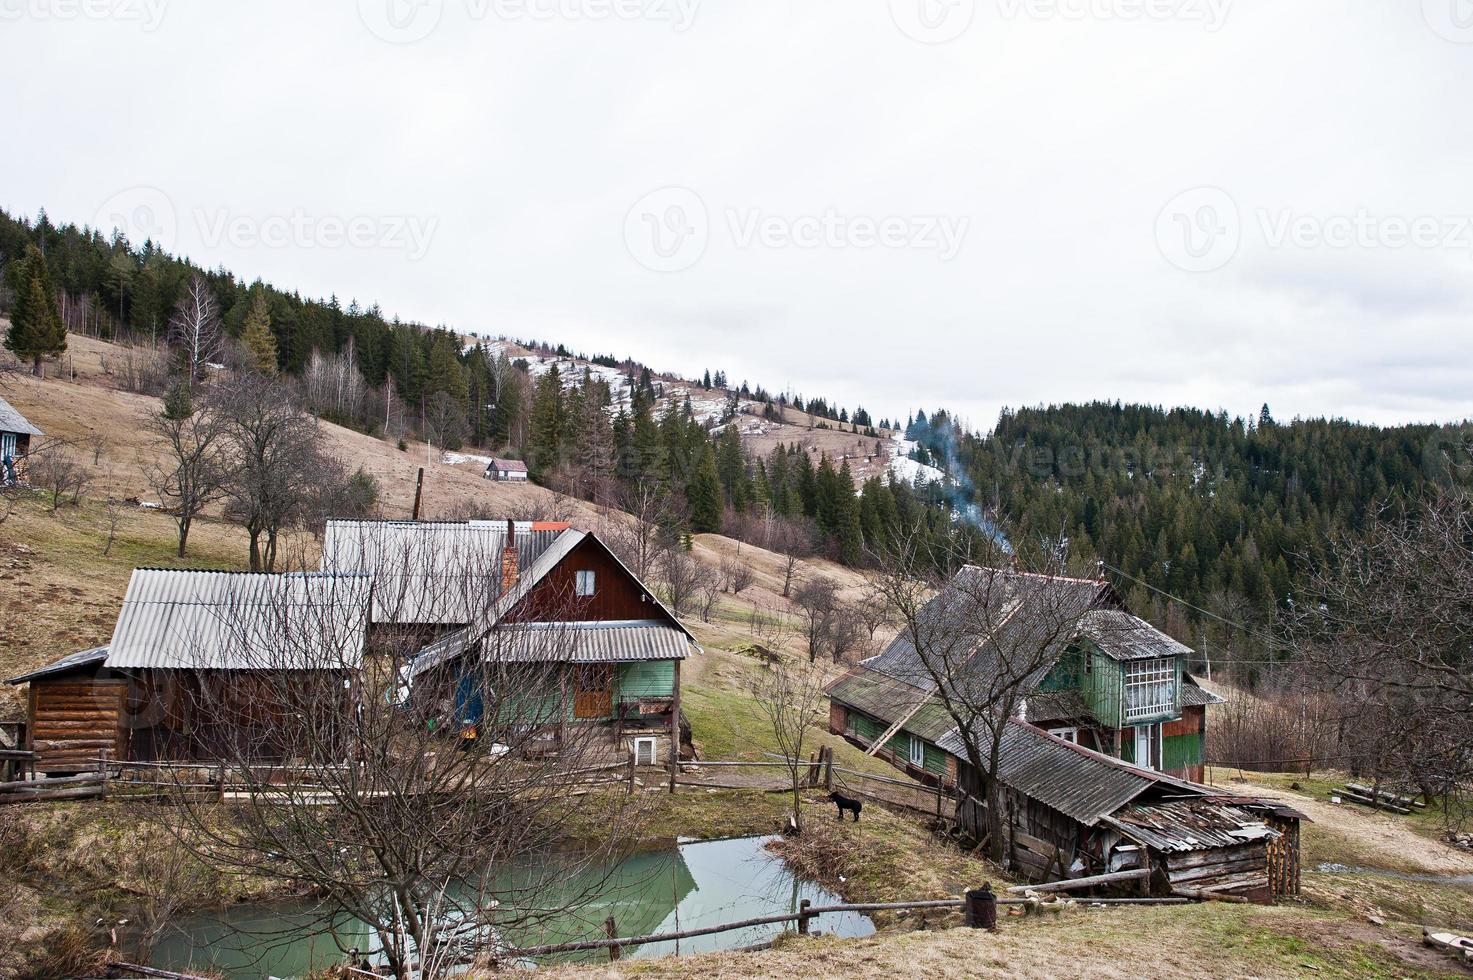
[939,720,1305,902]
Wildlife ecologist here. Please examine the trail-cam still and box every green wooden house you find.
[827,567,1221,786]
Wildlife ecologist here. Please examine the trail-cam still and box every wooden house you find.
[0,394,42,486]
[6,570,372,773]
[320,518,570,651]
[827,565,1297,902]
[484,458,530,482]
[406,526,697,767]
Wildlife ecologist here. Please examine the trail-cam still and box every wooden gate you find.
[573,666,613,719]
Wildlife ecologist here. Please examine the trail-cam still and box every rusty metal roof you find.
[6,647,108,685]
[1103,798,1279,852]
[107,569,372,670]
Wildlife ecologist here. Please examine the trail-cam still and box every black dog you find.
[829,791,862,822]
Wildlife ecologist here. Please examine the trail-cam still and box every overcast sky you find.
[4,0,1471,431]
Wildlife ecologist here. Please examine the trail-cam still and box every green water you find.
[149,836,874,977]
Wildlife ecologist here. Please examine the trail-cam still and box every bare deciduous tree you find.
[143,390,232,557]
[658,546,705,619]
[212,373,329,572]
[166,274,224,389]
[1289,489,1473,810]
[28,441,89,513]
[747,659,829,833]
[720,554,755,594]
[792,576,840,663]
[870,521,1099,862]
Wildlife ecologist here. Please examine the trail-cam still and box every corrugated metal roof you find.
[320,520,564,624]
[939,720,1163,825]
[107,569,372,670]
[1180,676,1226,707]
[1081,609,1194,662]
[826,668,945,737]
[6,646,108,685]
[412,620,691,677]
[1103,799,1278,852]
[0,395,42,437]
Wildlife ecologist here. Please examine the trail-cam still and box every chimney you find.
[501,519,520,595]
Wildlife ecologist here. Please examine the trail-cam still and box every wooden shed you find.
[6,648,123,774]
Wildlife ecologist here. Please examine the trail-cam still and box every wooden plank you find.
[1005,868,1149,894]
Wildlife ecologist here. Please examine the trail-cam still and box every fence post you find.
[797,899,813,935]
[605,916,619,961]
[97,750,110,799]
[627,747,636,796]
[216,761,226,803]
[824,747,833,791]
[965,883,997,930]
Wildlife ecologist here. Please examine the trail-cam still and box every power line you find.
[1097,560,1287,655]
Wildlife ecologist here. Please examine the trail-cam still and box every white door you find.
[1134,725,1156,770]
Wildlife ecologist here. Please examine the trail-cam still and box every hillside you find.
[0,333,873,700]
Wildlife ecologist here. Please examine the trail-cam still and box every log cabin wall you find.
[505,538,665,623]
[29,675,126,773]
[1162,842,1272,902]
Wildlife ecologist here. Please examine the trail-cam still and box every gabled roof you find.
[320,520,565,624]
[6,647,108,685]
[485,458,528,473]
[409,530,694,674]
[107,569,372,670]
[1080,609,1193,662]
[863,566,1115,697]
[0,395,42,438]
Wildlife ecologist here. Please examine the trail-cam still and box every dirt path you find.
[1225,778,1473,876]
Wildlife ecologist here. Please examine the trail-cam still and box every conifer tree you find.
[687,444,724,533]
[5,244,66,375]
[240,291,278,375]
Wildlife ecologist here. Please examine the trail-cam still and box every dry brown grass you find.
[529,903,1461,979]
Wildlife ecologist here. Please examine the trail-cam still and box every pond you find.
[149,836,874,978]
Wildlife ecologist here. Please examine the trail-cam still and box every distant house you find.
[826,566,1299,903]
[0,394,42,486]
[6,570,373,772]
[484,458,530,482]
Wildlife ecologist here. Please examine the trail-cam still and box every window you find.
[908,733,925,767]
[1048,727,1079,744]
[575,570,596,596]
[1124,657,1175,722]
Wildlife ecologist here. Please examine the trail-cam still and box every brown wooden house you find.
[7,570,373,773]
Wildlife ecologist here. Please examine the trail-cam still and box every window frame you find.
[1123,656,1176,722]
[574,569,596,597]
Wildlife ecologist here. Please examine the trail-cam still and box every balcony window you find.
[1124,657,1175,722]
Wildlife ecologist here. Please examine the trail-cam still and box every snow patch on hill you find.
[888,438,945,485]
